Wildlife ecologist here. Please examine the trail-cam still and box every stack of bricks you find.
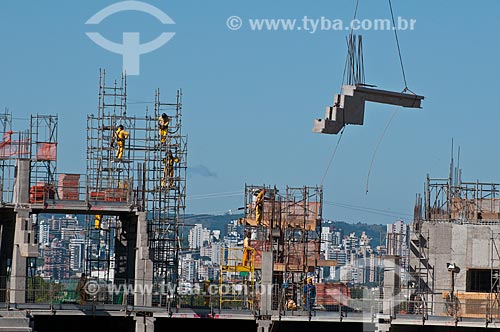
[57,174,80,200]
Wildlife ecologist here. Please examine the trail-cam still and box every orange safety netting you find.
[36,142,57,161]
[0,130,29,158]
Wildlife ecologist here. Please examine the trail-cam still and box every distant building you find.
[42,239,70,281]
[69,237,85,272]
[385,220,409,283]
[39,220,50,247]
[181,253,197,282]
[188,224,203,249]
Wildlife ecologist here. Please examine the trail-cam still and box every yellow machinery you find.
[219,246,256,310]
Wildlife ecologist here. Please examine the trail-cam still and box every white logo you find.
[84,280,100,296]
[85,1,176,75]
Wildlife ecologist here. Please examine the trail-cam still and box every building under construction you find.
[219,184,337,311]
[410,157,500,322]
[0,69,187,309]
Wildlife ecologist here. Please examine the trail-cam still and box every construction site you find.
[1,2,500,332]
[0,70,350,331]
[410,156,500,324]
[1,67,500,332]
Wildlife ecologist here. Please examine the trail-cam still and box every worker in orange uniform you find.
[242,231,254,266]
[114,125,129,160]
[158,113,170,144]
[255,189,266,225]
[161,150,179,188]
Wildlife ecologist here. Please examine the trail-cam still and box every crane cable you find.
[388,0,410,93]
[365,0,414,194]
[321,127,345,186]
[321,0,359,186]
[365,109,398,194]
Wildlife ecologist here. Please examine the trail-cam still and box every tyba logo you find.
[85,1,176,75]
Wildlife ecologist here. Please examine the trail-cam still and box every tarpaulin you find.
[36,142,57,161]
[0,131,29,158]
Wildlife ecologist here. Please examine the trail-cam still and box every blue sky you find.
[1,1,499,224]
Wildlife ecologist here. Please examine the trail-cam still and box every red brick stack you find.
[57,174,80,200]
[30,183,55,203]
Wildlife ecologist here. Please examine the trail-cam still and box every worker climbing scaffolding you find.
[242,231,254,266]
[161,150,179,188]
[112,124,129,160]
[255,189,266,225]
[158,113,169,144]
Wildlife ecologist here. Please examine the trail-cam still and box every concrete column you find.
[10,208,38,304]
[12,159,30,205]
[383,256,400,316]
[256,319,273,332]
[134,212,153,306]
[260,251,273,316]
[10,160,36,304]
[375,314,392,332]
[134,315,155,332]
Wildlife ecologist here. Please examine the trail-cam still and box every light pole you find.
[446,262,460,318]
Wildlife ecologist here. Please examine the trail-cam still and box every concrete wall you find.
[411,222,500,315]
[421,222,500,293]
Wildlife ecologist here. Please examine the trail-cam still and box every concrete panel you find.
[314,85,424,135]
[260,251,273,316]
[134,212,153,307]
[12,159,30,205]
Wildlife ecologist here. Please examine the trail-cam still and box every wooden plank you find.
[316,259,338,267]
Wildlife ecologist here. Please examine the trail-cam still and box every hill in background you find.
[184,214,387,248]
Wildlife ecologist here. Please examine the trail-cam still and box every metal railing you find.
[0,276,499,324]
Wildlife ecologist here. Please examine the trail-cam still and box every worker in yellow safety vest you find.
[255,189,266,225]
[242,231,254,266]
[94,215,102,229]
[113,125,129,159]
[158,113,169,144]
[161,150,179,188]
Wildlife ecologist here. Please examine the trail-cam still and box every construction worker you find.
[113,125,129,160]
[161,150,179,188]
[303,277,316,312]
[94,215,102,229]
[255,189,266,225]
[286,298,297,311]
[242,231,254,266]
[158,113,169,143]
[75,273,87,305]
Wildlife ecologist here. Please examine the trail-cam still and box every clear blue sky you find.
[1,1,499,224]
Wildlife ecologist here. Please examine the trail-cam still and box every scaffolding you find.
[84,70,187,307]
[409,194,434,318]
[86,69,135,205]
[0,109,14,203]
[424,173,500,223]
[487,232,500,322]
[237,184,323,311]
[148,89,187,308]
[219,246,256,310]
[84,215,118,281]
[29,114,58,204]
[410,153,500,319]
